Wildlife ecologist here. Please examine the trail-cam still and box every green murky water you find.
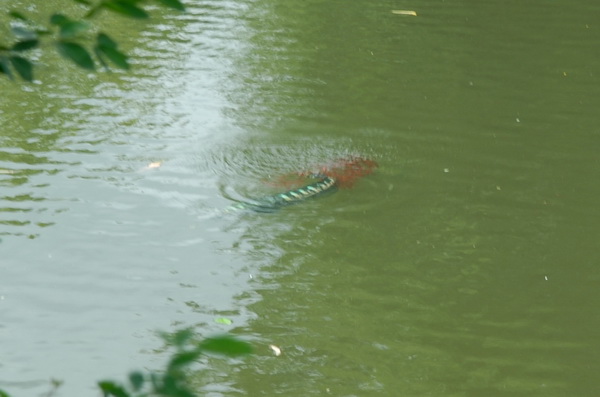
[1,0,599,396]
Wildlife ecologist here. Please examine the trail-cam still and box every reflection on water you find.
[0,1,261,396]
[0,143,68,238]
[0,1,246,239]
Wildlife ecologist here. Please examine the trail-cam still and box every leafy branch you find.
[0,0,186,82]
[99,330,252,397]
[0,329,253,397]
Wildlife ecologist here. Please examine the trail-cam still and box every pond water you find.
[1,0,600,396]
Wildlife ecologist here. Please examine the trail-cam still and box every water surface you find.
[1,0,599,396]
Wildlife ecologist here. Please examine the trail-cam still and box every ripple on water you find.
[199,138,382,204]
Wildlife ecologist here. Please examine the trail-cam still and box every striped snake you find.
[226,175,337,213]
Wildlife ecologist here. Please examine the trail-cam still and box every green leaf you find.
[0,388,11,397]
[102,0,149,19]
[50,13,70,26]
[155,0,186,12]
[166,327,195,348]
[12,39,39,52]
[34,28,52,36]
[95,33,129,69]
[198,335,252,357]
[10,56,33,81]
[128,371,144,391]
[97,381,130,397]
[9,11,29,21]
[0,56,14,80]
[215,317,233,325]
[60,21,90,38]
[56,41,95,70]
[96,45,129,69]
[94,50,109,70]
[149,373,161,390]
[97,32,118,49]
[167,350,202,371]
[160,377,196,397]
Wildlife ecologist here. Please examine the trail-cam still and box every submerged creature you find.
[226,156,377,213]
[226,175,337,213]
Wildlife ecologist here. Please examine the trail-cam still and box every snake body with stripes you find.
[224,157,377,213]
[226,175,337,213]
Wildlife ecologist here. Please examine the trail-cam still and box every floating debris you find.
[392,10,417,16]
[269,344,282,356]
[146,161,162,169]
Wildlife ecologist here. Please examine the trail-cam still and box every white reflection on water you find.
[0,1,261,396]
